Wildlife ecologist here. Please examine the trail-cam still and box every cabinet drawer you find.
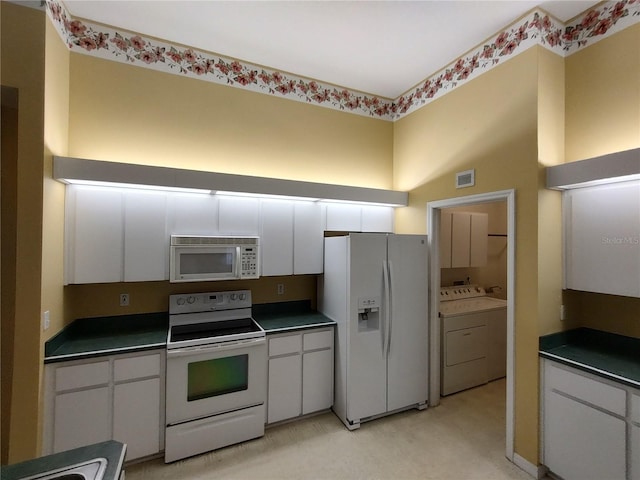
[545,362,626,416]
[55,361,110,392]
[303,329,333,351]
[631,392,640,424]
[269,334,302,357]
[114,353,161,382]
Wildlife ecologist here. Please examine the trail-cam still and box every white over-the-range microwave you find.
[169,235,260,283]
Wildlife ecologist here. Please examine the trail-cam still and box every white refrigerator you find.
[320,233,428,430]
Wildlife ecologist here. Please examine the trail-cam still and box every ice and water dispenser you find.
[357,296,381,332]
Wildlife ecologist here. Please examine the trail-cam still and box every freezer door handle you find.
[383,260,392,357]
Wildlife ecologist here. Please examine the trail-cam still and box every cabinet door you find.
[325,203,361,231]
[469,213,488,267]
[566,181,640,297]
[260,200,294,276]
[167,192,218,236]
[114,378,161,460]
[124,191,168,281]
[302,349,333,415]
[450,212,471,268]
[293,202,323,274]
[544,390,626,480]
[54,387,111,453]
[361,206,393,233]
[218,196,260,235]
[68,186,123,284]
[440,212,452,268]
[268,355,302,423]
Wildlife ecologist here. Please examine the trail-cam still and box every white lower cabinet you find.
[302,348,333,415]
[541,359,638,480]
[113,378,161,460]
[44,350,165,462]
[267,327,334,424]
[268,354,302,423]
[54,387,111,453]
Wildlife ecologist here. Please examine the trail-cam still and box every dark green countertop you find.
[253,300,335,333]
[540,327,640,388]
[45,312,168,363]
[0,440,125,480]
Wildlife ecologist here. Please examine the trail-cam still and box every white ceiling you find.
[63,0,599,99]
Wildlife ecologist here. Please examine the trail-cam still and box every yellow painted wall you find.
[536,48,564,337]
[43,15,70,341]
[0,2,46,463]
[566,24,640,161]
[67,54,394,189]
[564,23,640,338]
[393,47,542,464]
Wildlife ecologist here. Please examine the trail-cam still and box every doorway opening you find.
[427,189,516,462]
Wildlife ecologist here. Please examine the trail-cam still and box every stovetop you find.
[167,290,265,349]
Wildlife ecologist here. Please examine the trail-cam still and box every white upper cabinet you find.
[361,206,394,233]
[564,180,640,297]
[167,192,219,236]
[325,204,393,233]
[440,211,488,268]
[218,195,260,235]
[66,185,398,283]
[325,203,362,231]
[469,212,488,267]
[66,185,123,284]
[294,202,323,274]
[124,190,168,282]
[260,200,294,276]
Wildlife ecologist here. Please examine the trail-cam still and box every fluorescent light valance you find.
[53,156,408,207]
[546,148,640,190]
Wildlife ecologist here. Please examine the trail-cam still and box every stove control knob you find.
[187,296,196,304]
[177,297,186,306]
[230,293,237,301]
[239,293,246,300]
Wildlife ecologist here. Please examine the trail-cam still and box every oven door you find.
[170,245,241,283]
[166,337,266,425]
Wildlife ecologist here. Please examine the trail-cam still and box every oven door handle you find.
[167,337,266,358]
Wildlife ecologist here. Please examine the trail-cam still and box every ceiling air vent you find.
[456,169,475,188]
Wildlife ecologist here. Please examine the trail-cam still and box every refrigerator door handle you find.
[382,260,391,356]
[387,260,394,356]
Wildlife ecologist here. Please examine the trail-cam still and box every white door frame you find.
[427,189,516,461]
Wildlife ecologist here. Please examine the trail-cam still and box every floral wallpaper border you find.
[47,0,639,121]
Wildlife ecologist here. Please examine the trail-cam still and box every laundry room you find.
[439,200,508,396]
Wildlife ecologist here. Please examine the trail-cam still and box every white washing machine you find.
[439,285,507,396]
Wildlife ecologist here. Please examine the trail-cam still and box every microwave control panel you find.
[240,246,259,278]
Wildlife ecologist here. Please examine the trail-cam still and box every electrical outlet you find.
[42,311,50,331]
[277,284,285,295]
[120,293,130,307]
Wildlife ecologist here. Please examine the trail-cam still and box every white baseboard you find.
[513,453,547,479]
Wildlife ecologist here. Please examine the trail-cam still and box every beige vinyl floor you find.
[126,379,533,480]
